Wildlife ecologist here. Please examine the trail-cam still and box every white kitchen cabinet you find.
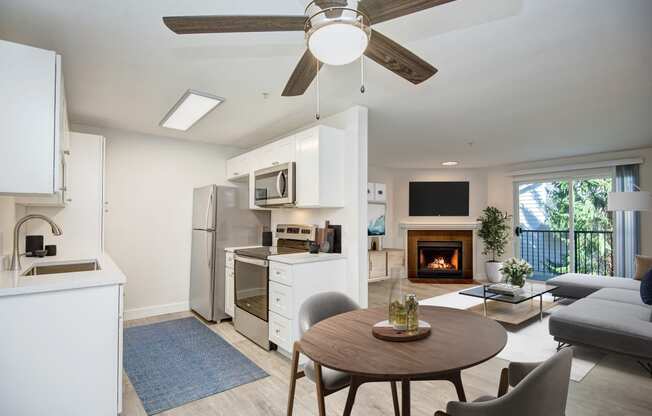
[226,152,250,180]
[268,258,346,355]
[0,40,66,196]
[295,126,346,208]
[0,283,123,415]
[21,133,106,257]
[255,135,296,170]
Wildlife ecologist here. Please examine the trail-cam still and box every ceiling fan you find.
[163,0,455,97]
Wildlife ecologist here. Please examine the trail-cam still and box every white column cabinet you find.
[0,40,67,196]
[295,126,345,208]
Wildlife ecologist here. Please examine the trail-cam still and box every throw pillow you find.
[641,268,652,306]
[634,255,652,281]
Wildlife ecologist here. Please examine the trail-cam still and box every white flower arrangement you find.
[499,257,533,287]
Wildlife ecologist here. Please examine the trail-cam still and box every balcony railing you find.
[518,229,614,280]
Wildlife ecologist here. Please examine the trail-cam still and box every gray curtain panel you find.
[614,164,641,278]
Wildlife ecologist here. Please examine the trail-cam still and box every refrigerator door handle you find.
[205,189,214,230]
[206,232,213,269]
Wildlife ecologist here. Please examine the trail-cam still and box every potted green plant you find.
[477,206,512,283]
[500,257,534,287]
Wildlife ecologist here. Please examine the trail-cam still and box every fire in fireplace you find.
[417,241,463,278]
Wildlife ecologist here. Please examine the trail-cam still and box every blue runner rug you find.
[124,317,268,415]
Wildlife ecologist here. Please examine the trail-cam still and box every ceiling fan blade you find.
[162,15,307,34]
[364,30,437,84]
[360,0,456,24]
[282,50,323,97]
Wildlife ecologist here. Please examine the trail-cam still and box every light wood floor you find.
[123,281,652,416]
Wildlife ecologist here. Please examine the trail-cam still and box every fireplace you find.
[417,241,463,278]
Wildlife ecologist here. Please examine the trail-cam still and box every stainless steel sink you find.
[22,260,101,276]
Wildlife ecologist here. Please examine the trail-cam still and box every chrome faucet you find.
[10,214,63,271]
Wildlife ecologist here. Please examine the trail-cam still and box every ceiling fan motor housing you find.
[305,0,371,65]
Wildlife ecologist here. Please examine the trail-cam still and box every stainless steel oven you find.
[234,254,270,349]
[254,162,295,207]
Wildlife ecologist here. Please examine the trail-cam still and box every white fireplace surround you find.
[399,220,483,280]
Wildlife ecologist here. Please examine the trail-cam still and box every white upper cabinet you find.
[256,136,296,169]
[0,40,66,196]
[295,126,345,208]
[226,152,249,180]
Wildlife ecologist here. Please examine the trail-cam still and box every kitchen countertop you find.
[225,246,262,252]
[268,252,346,265]
[0,252,127,298]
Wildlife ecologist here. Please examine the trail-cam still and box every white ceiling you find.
[1,0,651,168]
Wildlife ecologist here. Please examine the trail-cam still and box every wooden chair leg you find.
[287,342,303,416]
[314,362,327,416]
[391,381,400,416]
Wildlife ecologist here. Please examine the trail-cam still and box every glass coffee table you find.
[459,283,558,323]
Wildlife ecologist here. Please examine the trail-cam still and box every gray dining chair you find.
[435,348,573,416]
[287,291,400,416]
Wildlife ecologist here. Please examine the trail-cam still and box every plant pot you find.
[485,262,503,283]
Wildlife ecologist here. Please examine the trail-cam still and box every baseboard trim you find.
[125,301,190,321]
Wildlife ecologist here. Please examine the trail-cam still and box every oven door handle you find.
[235,255,268,268]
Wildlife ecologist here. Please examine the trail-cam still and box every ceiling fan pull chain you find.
[316,60,321,120]
[360,56,366,94]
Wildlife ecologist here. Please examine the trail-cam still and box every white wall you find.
[270,106,369,307]
[73,125,239,319]
[376,166,491,250]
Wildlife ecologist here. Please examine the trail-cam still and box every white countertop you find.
[224,246,262,252]
[0,252,126,298]
[268,252,346,265]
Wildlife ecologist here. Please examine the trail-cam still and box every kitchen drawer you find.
[269,281,293,319]
[269,311,292,352]
[269,261,293,285]
[225,252,235,269]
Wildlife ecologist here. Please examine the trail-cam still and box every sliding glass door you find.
[515,174,614,281]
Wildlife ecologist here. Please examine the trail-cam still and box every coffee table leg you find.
[402,380,411,416]
[539,295,543,320]
[483,298,487,317]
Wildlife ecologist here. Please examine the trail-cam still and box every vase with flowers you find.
[499,257,533,288]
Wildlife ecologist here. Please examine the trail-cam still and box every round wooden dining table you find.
[299,306,507,416]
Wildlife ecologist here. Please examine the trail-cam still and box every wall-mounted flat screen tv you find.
[409,182,470,216]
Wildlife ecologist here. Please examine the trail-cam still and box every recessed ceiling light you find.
[442,161,459,166]
[160,90,224,131]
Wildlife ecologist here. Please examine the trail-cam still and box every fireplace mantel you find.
[399,221,480,230]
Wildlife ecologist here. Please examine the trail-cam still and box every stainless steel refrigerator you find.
[190,184,270,322]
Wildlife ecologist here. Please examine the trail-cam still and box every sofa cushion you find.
[549,298,652,359]
[588,288,650,308]
[547,273,640,299]
[634,255,652,281]
[641,269,652,306]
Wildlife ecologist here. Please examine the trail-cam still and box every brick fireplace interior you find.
[407,230,473,279]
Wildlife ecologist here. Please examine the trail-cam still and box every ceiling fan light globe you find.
[308,23,368,66]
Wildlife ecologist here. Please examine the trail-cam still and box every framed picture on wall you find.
[368,203,386,236]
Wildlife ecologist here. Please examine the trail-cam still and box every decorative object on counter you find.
[500,257,533,288]
[45,244,57,256]
[388,267,408,330]
[34,249,47,258]
[477,206,512,283]
[25,235,44,257]
[372,319,432,342]
[262,230,273,247]
[370,238,378,251]
[308,241,320,254]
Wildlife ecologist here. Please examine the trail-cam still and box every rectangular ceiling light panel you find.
[160,90,224,131]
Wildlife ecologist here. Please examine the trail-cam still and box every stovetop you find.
[235,246,306,260]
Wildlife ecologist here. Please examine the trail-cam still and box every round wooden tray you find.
[372,320,432,342]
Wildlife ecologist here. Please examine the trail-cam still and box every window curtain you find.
[614,164,641,278]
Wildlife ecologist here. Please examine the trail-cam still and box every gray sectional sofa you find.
[547,274,652,373]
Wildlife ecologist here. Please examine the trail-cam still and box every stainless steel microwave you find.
[254,162,296,207]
